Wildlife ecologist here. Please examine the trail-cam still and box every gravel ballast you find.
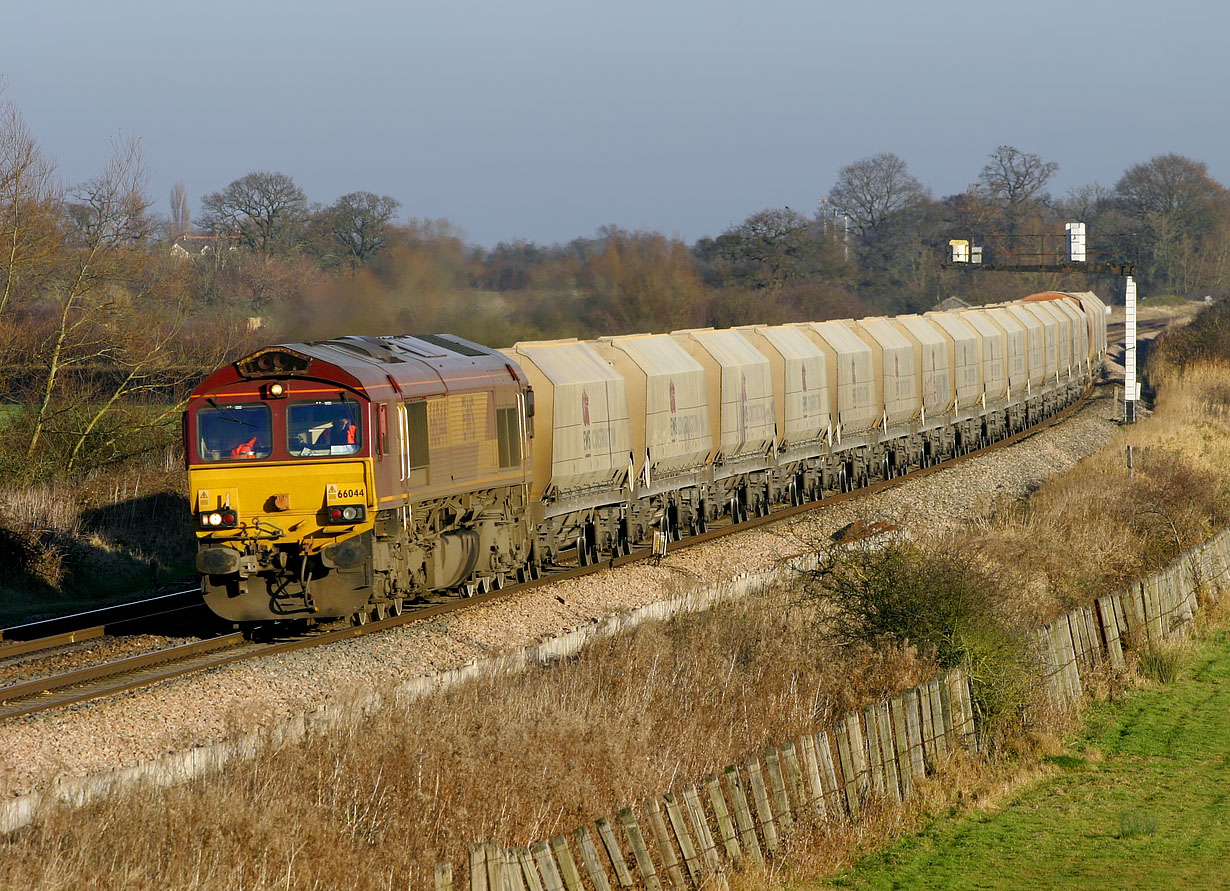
[0,386,1125,801]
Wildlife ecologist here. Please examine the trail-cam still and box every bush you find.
[800,541,1033,747]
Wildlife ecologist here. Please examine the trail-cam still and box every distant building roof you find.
[933,295,971,312]
[170,232,240,258]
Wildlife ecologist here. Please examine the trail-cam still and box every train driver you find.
[318,414,359,451]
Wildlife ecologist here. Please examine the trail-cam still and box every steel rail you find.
[0,589,207,643]
[0,385,1098,721]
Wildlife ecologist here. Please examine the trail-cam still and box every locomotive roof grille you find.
[412,333,489,357]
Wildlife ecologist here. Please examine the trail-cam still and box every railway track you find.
[0,386,1095,722]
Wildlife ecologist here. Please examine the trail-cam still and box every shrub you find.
[799,541,1033,748]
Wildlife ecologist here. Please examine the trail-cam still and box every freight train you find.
[185,291,1108,627]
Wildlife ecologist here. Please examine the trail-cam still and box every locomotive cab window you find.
[288,399,363,457]
[196,403,272,462]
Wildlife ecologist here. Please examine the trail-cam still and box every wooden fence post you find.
[763,748,794,834]
[436,863,454,891]
[723,766,764,868]
[618,807,663,891]
[703,773,742,866]
[532,841,565,891]
[814,731,843,818]
[595,819,634,890]
[683,784,721,872]
[516,848,544,891]
[780,742,808,819]
[918,683,938,769]
[471,843,490,891]
[550,836,585,891]
[902,688,926,778]
[798,735,827,818]
[936,678,954,755]
[875,700,901,801]
[862,705,886,798]
[1083,606,1103,665]
[662,792,702,886]
[833,718,860,818]
[644,798,685,888]
[1097,596,1124,666]
[745,757,779,853]
[574,827,612,891]
[888,694,913,798]
[503,846,527,891]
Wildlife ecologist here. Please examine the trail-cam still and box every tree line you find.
[3,85,1230,480]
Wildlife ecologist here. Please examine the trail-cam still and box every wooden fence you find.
[440,528,1230,891]
[1031,527,1230,706]
[438,667,977,891]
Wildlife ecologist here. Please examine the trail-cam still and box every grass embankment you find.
[822,627,1230,889]
[0,448,195,625]
[0,588,935,889]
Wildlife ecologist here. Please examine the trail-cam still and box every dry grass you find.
[0,587,934,889]
[0,445,194,619]
[966,361,1230,628]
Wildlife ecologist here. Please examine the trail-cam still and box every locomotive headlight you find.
[269,382,285,397]
[201,511,239,529]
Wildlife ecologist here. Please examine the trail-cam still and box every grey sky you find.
[3,1,1226,247]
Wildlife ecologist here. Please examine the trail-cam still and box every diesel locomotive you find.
[185,291,1108,627]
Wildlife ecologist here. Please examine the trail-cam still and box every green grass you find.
[1140,294,1194,306]
[818,629,1230,889]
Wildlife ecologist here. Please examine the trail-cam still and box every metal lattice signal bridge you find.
[942,222,1140,423]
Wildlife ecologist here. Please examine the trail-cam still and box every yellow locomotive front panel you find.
[187,383,380,623]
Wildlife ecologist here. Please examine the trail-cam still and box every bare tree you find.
[698,207,843,291]
[25,136,152,458]
[1115,153,1225,232]
[827,152,928,240]
[1056,182,1112,222]
[0,96,61,318]
[317,191,401,266]
[976,145,1058,213]
[169,179,190,239]
[200,170,307,256]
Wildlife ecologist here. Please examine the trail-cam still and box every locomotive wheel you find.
[351,609,369,627]
[388,597,404,617]
[373,602,389,622]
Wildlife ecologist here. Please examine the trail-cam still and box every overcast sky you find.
[2,1,1226,247]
